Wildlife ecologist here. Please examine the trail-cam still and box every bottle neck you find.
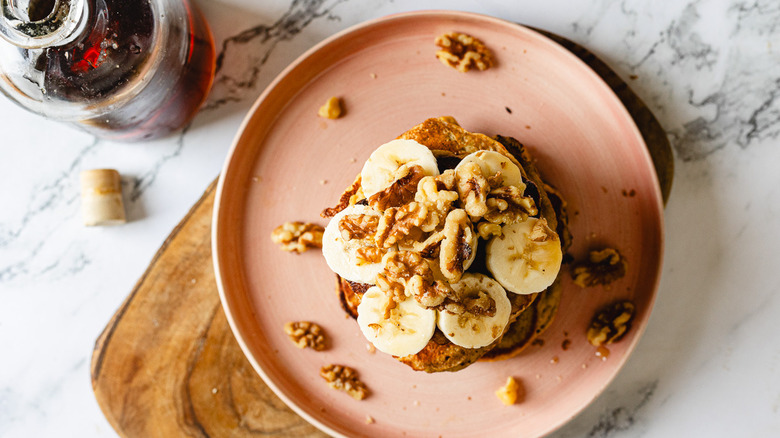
[0,0,87,48]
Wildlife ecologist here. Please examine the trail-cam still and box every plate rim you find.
[212,9,665,438]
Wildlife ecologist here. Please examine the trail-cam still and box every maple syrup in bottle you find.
[0,0,215,141]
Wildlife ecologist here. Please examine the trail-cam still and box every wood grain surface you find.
[91,182,326,437]
[90,31,673,438]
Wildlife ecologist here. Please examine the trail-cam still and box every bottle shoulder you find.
[0,0,215,140]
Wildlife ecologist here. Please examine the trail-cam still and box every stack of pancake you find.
[324,117,571,372]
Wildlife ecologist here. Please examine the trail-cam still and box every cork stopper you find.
[80,169,126,226]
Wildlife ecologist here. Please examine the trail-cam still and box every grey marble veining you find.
[207,0,348,110]
[0,138,95,283]
[570,0,780,162]
[1,0,779,437]
[584,381,658,438]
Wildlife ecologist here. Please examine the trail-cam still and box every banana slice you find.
[360,139,440,197]
[321,204,385,284]
[455,150,524,188]
[486,217,563,295]
[357,286,437,357]
[437,273,511,349]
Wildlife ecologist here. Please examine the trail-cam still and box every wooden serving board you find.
[90,31,673,438]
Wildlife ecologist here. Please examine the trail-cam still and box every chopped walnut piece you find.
[476,222,502,240]
[368,165,425,211]
[414,230,445,258]
[414,175,459,232]
[320,364,369,400]
[455,162,490,218]
[454,160,538,225]
[355,246,384,265]
[375,251,431,300]
[339,214,379,240]
[435,32,494,72]
[442,300,466,315]
[527,218,556,244]
[374,274,405,306]
[571,248,628,287]
[270,222,324,253]
[375,202,427,248]
[336,213,385,265]
[318,96,343,119]
[374,250,455,309]
[450,289,496,317]
[495,377,524,405]
[440,278,497,317]
[587,301,635,347]
[439,209,476,283]
[436,168,457,191]
[284,321,327,351]
[407,274,455,308]
[529,218,551,241]
[483,185,538,225]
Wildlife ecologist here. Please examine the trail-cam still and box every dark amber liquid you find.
[42,0,215,140]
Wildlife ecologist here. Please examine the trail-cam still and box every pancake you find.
[479,277,563,361]
[325,117,570,372]
[479,180,571,361]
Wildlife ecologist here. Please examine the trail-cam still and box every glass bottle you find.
[0,0,215,141]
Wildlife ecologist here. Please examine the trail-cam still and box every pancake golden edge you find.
[326,117,571,372]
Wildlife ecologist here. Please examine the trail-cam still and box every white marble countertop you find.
[2,0,779,436]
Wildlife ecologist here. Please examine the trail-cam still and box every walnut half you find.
[270,222,324,253]
[320,364,369,400]
[435,32,494,72]
[571,248,628,287]
[284,321,327,351]
[587,301,635,347]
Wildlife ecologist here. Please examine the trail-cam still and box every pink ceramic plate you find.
[213,10,664,438]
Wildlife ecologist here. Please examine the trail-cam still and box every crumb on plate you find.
[318,96,343,119]
[495,376,523,405]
